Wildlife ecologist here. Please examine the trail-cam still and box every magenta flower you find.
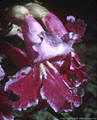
[43,12,88,86]
[0,85,13,120]
[1,12,88,113]
[65,16,87,43]
[66,16,87,36]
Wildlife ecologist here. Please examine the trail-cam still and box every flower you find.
[42,11,88,86]
[1,11,87,113]
[66,16,87,37]
[65,15,87,43]
[0,85,13,120]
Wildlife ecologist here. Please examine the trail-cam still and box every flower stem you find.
[47,107,66,120]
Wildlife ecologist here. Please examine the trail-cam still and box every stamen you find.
[40,63,47,79]
[71,51,75,57]
[46,61,58,73]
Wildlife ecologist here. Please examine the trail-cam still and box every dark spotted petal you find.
[5,66,42,110]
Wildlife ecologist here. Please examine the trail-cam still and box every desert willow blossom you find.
[24,2,88,87]
[0,3,88,119]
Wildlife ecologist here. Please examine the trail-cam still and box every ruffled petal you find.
[40,64,82,112]
[43,12,67,37]
[33,31,78,63]
[61,50,88,87]
[5,66,42,110]
[65,16,87,43]
[71,50,88,85]
[59,53,75,76]
[0,42,28,68]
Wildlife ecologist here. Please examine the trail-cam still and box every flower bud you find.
[25,2,48,18]
[11,5,30,24]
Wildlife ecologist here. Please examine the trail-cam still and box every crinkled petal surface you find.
[71,50,88,85]
[60,50,88,87]
[5,66,42,110]
[65,16,87,43]
[40,64,82,112]
[66,16,87,36]
[32,31,78,63]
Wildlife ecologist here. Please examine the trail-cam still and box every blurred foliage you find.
[0,0,97,120]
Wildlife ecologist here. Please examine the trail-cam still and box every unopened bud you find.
[11,5,30,24]
[25,2,48,18]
